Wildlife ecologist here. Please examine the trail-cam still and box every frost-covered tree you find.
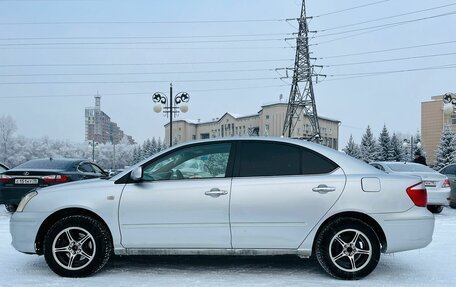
[0,115,17,165]
[390,133,405,162]
[360,126,378,163]
[132,146,142,164]
[434,125,456,170]
[377,125,395,161]
[343,134,360,159]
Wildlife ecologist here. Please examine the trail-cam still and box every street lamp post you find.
[153,83,189,147]
[88,139,98,162]
[402,136,422,161]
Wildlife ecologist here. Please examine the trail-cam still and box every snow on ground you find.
[0,205,455,287]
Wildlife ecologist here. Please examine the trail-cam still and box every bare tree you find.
[0,115,17,163]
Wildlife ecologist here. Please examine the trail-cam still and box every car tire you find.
[427,205,444,214]
[450,202,456,209]
[43,215,112,277]
[4,204,17,213]
[315,218,381,280]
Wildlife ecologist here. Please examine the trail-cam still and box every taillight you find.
[41,175,68,183]
[442,179,451,188]
[406,182,427,207]
[0,174,11,183]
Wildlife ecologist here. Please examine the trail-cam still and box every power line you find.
[316,11,456,38]
[319,40,456,59]
[0,18,288,25]
[312,0,389,18]
[0,67,279,77]
[0,77,280,85]
[0,84,289,99]
[0,32,294,41]
[324,63,456,81]
[0,46,295,50]
[0,38,291,46]
[311,25,401,46]
[319,3,456,31]
[0,58,294,68]
[322,51,456,67]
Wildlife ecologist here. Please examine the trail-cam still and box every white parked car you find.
[10,138,434,280]
[370,161,450,213]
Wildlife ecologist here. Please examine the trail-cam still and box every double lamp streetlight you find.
[153,83,190,147]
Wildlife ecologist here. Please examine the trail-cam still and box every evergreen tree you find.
[142,139,152,159]
[390,133,405,162]
[434,125,456,170]
[360,126,378,163]
[343,134,360,159]
[132,146,142,164]
[414,129,425,156]
[151,137,158,155]
[377,125,395,161]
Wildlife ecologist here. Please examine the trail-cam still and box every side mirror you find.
[130,167,143,182]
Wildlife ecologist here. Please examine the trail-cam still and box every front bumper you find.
[370,206,434,253]
[10,211,46,254]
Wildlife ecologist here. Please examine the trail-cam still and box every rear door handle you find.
[205,188,228,198]
[312,184,336,194]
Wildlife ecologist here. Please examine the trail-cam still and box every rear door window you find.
[237,142,301,177]
[441,165,456,175]
[78,163,95,173]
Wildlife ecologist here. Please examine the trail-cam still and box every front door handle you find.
[205,188,228,198]
[312,184,336,194]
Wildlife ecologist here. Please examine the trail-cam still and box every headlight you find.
[16,191,38,212]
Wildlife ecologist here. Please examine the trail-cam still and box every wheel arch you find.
[35,207,113,255]
[312,211,387,253]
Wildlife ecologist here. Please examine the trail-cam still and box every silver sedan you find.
[370,161,451,213]
[10,138,434,280]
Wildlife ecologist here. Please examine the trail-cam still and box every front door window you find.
[143,143,232,181]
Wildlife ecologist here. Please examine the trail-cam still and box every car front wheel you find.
[427,205,444,214]
[315,218,381,280]
[43,215,112,277]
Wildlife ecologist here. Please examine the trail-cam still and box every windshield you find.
[387,163,435,173]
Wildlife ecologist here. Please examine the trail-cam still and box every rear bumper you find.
[370,206,434,253]
[0,186,35,205]
[427,188,450,206]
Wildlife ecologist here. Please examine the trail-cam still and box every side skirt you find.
[114,248,310,258]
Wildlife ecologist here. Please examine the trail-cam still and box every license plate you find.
[14,178,38,185]
[424,181,436,187]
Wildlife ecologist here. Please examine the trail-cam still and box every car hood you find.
[36,178,114,194]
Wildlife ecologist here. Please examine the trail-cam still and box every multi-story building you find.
[85,95,135,144]
[421,94,454,164]
[165,102,340,149]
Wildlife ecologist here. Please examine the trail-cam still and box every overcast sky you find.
[0,0,454,147]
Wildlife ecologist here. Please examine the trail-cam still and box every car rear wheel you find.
[427,205,444,214]
[5,204,17,213]
[43,215,112,277]
[315,218,381,280]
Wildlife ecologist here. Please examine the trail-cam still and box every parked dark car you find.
[0,163,8,173]
[0,158,107,212]
[439,164,456,208]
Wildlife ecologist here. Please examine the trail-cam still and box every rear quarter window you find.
[301,148,338,174]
